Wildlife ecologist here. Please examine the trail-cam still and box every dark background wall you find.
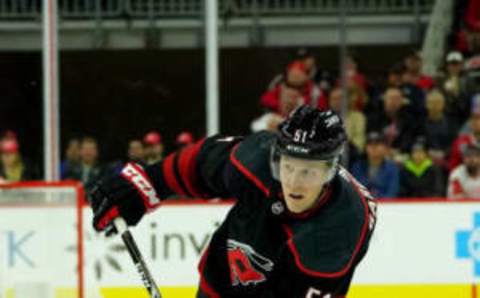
[0,45,412,175]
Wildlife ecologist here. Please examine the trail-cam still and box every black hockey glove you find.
[90,163,162,233]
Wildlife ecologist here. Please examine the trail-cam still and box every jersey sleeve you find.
[143,134,244,199]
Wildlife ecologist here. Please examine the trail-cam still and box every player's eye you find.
[300,169,310,176]
[283,163,293,172]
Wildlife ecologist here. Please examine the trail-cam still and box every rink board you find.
[1,200,480,298]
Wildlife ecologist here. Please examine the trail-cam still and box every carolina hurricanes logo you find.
[227,239,274,286]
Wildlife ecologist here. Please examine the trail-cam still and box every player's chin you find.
[285,198,310,213]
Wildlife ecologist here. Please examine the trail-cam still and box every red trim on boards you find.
[378,198,480,203]
[0,181,87,207]
[0,180,84,298]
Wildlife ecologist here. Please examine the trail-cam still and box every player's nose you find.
[288,172,306,188]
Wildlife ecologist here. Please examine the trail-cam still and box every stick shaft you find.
[114,218,162,298]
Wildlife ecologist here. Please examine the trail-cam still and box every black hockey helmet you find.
[271,105,347,180]
[274,106,346,159]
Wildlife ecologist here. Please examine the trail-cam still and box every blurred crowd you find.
[1,0,480,200]
[247,1,480,199]
[0,129,195,193]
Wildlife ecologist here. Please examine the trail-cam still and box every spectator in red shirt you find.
[252,85,303,132]
[267,48,333,93]
[465,0,480,32]
[346,54,367,91]
[296,48,317,81]
[261,61,327,112]
[403,50,435,91]
[449,108,480,171]
[336,53,368,110]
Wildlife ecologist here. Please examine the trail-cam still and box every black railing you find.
[0,0,434,20]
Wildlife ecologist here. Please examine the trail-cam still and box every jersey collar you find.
[279,182,334,220]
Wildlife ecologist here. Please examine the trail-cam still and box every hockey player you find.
[90,105,377,298]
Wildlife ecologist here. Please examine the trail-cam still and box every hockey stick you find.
[113,217,162,298]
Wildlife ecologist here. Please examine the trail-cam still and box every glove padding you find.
[90,163,162,232]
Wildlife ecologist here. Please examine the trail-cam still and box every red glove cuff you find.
[97,206,120,230]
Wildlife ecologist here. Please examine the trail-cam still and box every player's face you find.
[279,155,331,213]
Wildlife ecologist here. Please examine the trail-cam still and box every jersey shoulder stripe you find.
[229,131,276,197]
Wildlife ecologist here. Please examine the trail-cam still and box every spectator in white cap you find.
[438,51,470,128]
[442,51,465,97]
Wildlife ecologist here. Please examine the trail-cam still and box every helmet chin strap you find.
[313,164,338,202]
[324,158,339,182]
[305,172,335,213]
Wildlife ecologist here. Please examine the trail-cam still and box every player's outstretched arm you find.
[90,134,242,232]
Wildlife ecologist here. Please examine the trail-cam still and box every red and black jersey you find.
[145,131,377,298]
